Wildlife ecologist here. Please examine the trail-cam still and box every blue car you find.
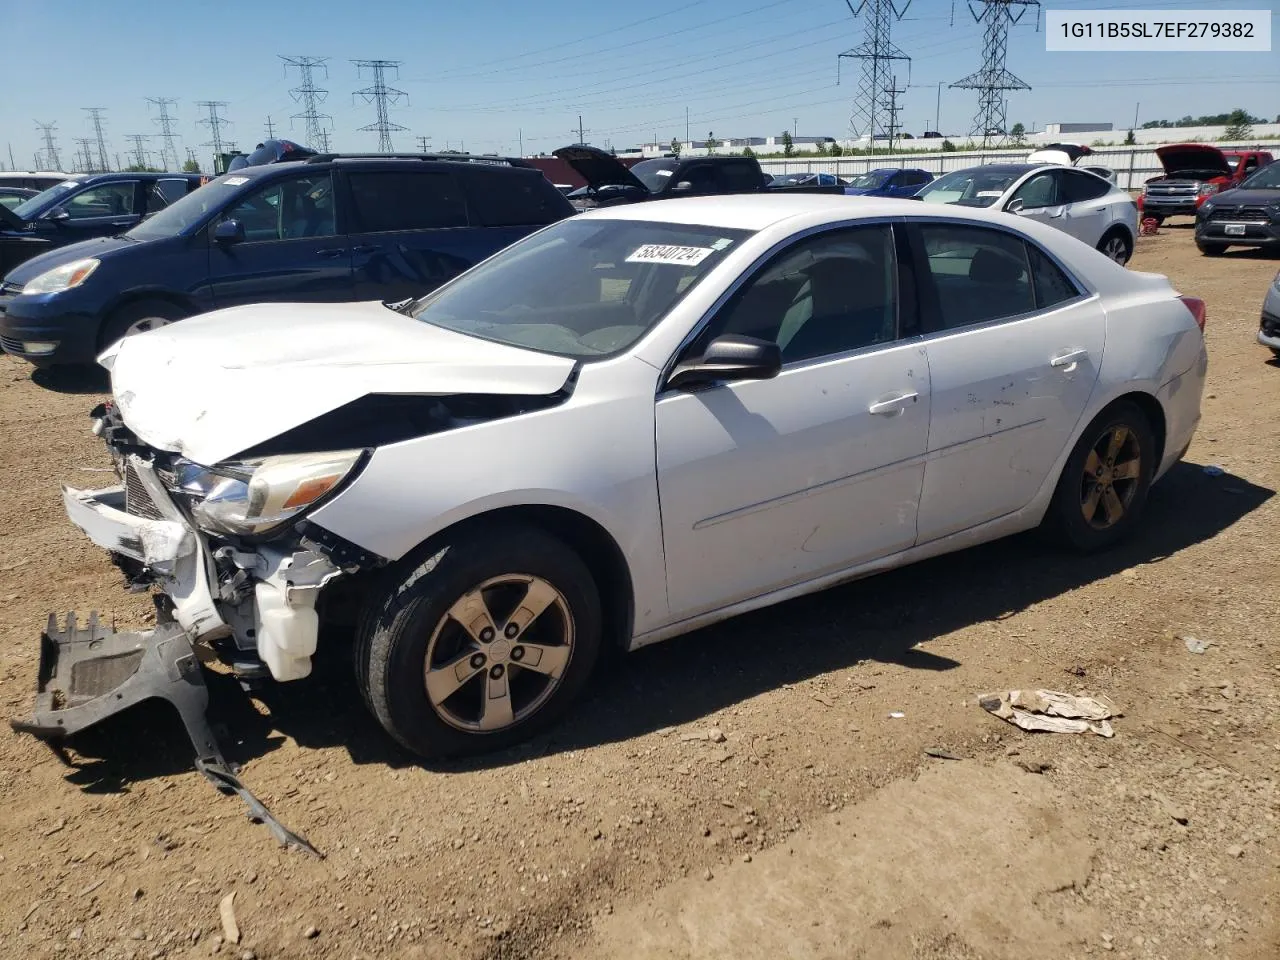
[0,154,573,368]
[0,172,206,276]
[843,167,934,198]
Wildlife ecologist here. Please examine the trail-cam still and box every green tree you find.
[941,139,957,152]
[1123,129,1136,146]
[1223,108,1254,141]
[781,130,794,157]
[829,141,843,158]
[814,139,828,156]
[706,131,718,154]
[182,158,201,173]
[1010,122,1026,145]
[670,138,682,158]
[742,145,755,158]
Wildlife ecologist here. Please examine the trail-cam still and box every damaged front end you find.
[10,403,384,855]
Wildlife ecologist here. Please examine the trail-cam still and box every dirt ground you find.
[1,222,1278,960]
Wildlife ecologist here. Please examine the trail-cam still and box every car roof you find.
[579,193,1016,231]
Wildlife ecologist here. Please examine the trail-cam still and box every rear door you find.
[344,167,483,303]
[1058,169,1113,246]
[207,171,354,308]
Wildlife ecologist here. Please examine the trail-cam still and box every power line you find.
[83,107,110,172]
[352,59,408,152]
[281,56,333,149]
[197,101,231,164]
[838,0,912,143]
[951,0,1040,148]
[124,134,151,170]
[34,121,61,171]
[147,97,182,170]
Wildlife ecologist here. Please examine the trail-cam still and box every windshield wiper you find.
[384,297,418,315]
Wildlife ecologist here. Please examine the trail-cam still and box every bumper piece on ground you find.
[9,611,321,858]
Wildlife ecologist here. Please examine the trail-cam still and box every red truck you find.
[1139,144,1274,223]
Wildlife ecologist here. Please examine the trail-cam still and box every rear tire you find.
[1045,401,1156,553]
[1097,228,1133,265]
[1196,242,1228,257]
[355,526,603,759]
[99,299,187,353]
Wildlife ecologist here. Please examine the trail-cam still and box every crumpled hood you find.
[104,300,578,466]
[5,235,135,285]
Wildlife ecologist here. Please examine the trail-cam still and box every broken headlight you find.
[173,450,364,537]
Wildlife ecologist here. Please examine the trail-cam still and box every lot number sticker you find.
[626,244,715,266]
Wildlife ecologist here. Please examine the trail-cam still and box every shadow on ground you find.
[31,364,110,395]
[44,460,1274,788]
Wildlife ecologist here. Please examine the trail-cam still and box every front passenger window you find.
[706,225,898,364]
[1011,172,1058,209]
[221,174,336,242]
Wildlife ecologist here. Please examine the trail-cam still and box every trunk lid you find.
[103,300,578,466]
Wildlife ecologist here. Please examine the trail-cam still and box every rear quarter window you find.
[460,170,568,227]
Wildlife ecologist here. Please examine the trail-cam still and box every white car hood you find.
[103,300,577,465]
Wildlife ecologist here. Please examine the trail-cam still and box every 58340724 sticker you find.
[625,244,715,266]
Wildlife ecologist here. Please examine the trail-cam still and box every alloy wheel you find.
[1079,425,1142,530]
[423,574,575,733]
[1102,236,1129,264]
[123,316,171,337]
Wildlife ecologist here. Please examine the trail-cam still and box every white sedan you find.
[28,195,1207,761]
[918,164,1139,264]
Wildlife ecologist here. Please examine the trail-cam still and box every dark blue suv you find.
[0,154,573,367]
[0,172,206,276]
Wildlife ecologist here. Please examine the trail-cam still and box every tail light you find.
[1180,295,1206,332]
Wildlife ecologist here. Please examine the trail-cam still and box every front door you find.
[207,172,353,308]
[1006,169,1067,230]
[655,223,930,620]
[909,221,1106,543]
[48,180,142,240]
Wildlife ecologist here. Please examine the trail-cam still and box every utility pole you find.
[416,135,431,153]
[838,0,912,145]
[352,59,408,152]
[124,134,151,170]
[518,128,523,157]
[793,117,798,137]
[34,121,62,170]
[935,80,943,132]
[280,56,333,149]
[7,143,15,170]
[185,146,199,170]
[951,0,1040,148]
[265,116,276,139]
[198,101,231,169]
[146,97,182,169]
[1133,102,1140,130]
[573,115,587,145]
[685,107,690,145]
[83,107,110,171]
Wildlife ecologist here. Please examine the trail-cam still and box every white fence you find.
[757,141,1277,191]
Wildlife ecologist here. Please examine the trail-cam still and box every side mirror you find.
[213,219,245,244]
[667,335,782,391]
[670,181,693,193]
[1005,197,1025,213]
[46,207,71,223]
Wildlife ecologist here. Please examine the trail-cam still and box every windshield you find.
[408,219,751,359]
[11,180,80,219]
[628,158,678,192]
[918,168,1021,208]
[770,173,813,186]
[126,174,237,240]
[1239,163,1280,190]
[848,171,891,189]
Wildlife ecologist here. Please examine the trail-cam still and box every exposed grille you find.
[0,336,24,354]
[0,280,23,297]
[1145,183,1197,198]
[1208,205,1273,223]
[124,462,167,521]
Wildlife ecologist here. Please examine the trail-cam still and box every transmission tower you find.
[147,97,182,170]
[74,138,95,173]
[837,0,912,144]
[280,56,333,148]
[950,0,1040,148]
[124,134,151,170]
[197,101,231,165]
[352,60,408,152]
[83,107,110,171]
[34,121,62,171]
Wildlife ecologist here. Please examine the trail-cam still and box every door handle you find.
[110,221,133,228]
[1051,348,1089,370]
[351,244,379,255]
[316,247,347,258]
[868,390,918,416]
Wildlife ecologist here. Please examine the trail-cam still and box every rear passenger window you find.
[721,161,765,191]
[147,178,191,212]
[1060,169,1111,203]
[1027,244,1081,310]
[348,171,467,232]
[460,171,565,227]
[918,224,1035,330]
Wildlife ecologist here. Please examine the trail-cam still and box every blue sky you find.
[2,0,1276,170]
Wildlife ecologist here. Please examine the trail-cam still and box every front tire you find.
[99,299,187,352]
[1196,242,1228,257]
[355,526,603,759]
[1046,401,1156,553]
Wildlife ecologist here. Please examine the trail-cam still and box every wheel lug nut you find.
[490,664,505,679]
[480,627,494,643]
[470,653,486,669]
[511,646,524,661]
[504,623,519,639]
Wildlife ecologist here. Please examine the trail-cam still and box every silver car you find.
[1258,269,1280,358]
